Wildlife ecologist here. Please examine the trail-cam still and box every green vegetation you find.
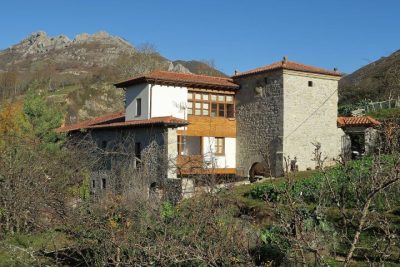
[220,155,400,266]
[0,231,71,266]
[367,107,400,120]
[23,90,65,147]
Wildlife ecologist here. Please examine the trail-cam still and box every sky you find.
[1,0,400,75]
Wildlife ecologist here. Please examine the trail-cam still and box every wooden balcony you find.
[176,155,236,175]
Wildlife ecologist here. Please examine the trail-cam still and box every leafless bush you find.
[0,134,91,236]
[64,191,255,266]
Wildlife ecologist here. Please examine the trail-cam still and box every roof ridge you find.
[115,70,238,89]
[151,70,232,81]
[233,59,341,77]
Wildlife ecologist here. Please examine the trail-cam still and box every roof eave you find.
[233,67,342,79]
[114,77,238,90]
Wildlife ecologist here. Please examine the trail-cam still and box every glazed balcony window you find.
[187,91,235,118]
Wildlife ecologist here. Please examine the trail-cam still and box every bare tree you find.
[383,65,400,100]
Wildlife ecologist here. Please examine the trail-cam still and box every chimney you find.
[333,67,338,72]
[282,56,288,64]
[234,69,240,76]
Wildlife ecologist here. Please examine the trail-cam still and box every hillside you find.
[0,31,225,123]
[339,49,400,104]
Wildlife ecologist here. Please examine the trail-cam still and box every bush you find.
[246,182,286,202]
[246,154,400,208]
[292,175,322,203]
[246,175,322,204]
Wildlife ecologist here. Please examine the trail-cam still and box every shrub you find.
[246,182,286,202]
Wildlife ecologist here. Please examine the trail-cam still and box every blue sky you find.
[1,0,399,75]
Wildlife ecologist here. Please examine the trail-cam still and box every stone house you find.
[337,116,381,159]
[57,58,346,196]
[233,58,343,177]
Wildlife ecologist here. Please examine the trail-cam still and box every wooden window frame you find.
[177,135,185,155]
[187,90,235,118]
[178,135,203,156]
[215,137,225,155]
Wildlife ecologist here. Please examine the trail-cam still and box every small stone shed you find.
[337,116,381,159]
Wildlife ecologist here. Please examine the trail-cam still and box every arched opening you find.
[249,162,267,183]
[149,182,161,199]
[149,182,157,192]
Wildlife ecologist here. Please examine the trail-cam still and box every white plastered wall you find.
[151,84,188,119]
[202,137,236,169]
[125,83,150,121]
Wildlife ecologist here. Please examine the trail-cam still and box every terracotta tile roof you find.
[114,71,239,90]
[337,116,381,127]
[56,112,125,133]
[233,60,342,78]
[86,116,188,130]
[56,113,188,133]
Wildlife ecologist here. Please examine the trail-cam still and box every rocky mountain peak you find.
[11,31,71,56]
[8,31,134,58]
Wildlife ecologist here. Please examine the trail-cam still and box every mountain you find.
[173,60,226,77]
[0,31,226,123]
[339,50,400,104]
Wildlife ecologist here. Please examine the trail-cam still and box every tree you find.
[22,90,65,147]
[115,42,169,79]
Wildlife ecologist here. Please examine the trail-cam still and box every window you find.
[308,81,313,87]
[211,103,218,117]
[92,180,96,188]
[136,98,142,116]
[226,95,234,118]
[218,103,225,117]
[187,91,235,118]
[195,102,201,115]
[187,93,193,115]
[215,137,225,155]
[187,92,235,118]
[101,178,106,189]
[135,142,141,160]
[227,104,234,118]
[177,135,185,155]
[101,140,107,149]
[202,103,209,115]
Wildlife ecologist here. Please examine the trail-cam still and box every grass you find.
[0,230,71,266]
[367,107,400,119]
[219,170,317,224]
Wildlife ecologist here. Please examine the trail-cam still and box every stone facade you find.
[282,70,344,171]
[234,70,284,177]
[234,69,344,177]
[77,126,179,196]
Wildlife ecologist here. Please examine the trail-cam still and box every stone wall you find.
[234,70,284,177]
[81,126,178,195]
[282,71,344,170]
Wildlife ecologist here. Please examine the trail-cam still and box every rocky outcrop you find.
[167,62,191,73]
[9,31,134,57]
[10,31,71,56]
